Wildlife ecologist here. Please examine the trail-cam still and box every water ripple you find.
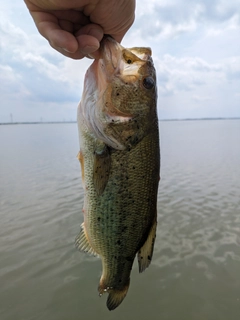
[1,121,240,320]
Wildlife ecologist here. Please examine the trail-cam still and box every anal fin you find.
[137,218,157,273]
[75,222,98,256]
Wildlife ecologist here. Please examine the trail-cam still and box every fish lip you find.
[100,35,118,52]
[100,36,123,75]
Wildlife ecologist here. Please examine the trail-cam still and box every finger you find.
[58,19,75,33]
[107,15,136,43]
[52,10,90,25]
[75,24,103,54]
[54,49,99,60]
[30,11,79,53]
[50,25,103,59]
[85,50,101,60]
[54,46,86,60]
[43,22,79,53]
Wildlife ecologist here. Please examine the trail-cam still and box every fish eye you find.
[143,77,155,90]
[123,51,134,64]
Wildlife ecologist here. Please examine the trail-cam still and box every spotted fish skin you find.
[76,37,160,310]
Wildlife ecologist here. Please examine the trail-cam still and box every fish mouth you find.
[99,36,123,77]
[99,36,153,83]
[99,37,136,120]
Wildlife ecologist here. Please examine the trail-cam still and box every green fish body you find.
[76,37,160,310]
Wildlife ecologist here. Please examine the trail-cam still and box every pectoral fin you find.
[137,218,157,273]
[93,143,111,196]
[77,151,85,186]
[75,222,98,256]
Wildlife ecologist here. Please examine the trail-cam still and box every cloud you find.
[0,8,93,122]
[155,55,224,96]
[0,64,31,101]
[0,0,240,122]
[224,57,240,80]
[134,0,240,40]
[0,13,92,108]
[155,54,240,119]
[192,95,212,102]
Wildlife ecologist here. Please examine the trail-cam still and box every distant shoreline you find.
[0,121,77,125]
[0,117,239,125]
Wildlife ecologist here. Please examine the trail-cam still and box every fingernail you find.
[82,45,99,54]
[61,47,74,53]
[86,53,95,59]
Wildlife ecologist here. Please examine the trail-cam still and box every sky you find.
[0,0,240,122]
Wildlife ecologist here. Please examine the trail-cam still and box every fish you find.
[75,36,160,310]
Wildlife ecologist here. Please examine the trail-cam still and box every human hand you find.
[24,0,135,59]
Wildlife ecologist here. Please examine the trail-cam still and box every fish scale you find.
[76,36,160,310]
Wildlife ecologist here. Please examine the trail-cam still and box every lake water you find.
[0,120,240,320]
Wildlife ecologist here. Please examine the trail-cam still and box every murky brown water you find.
[0,120,240,320]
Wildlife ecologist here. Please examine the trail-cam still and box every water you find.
[0,120,239,320]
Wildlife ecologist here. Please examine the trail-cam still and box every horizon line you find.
[0,117,240,125]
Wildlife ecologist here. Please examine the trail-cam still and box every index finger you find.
[30,10,80,53]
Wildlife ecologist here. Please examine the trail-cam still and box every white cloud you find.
[155,54,240,119]
[0,64,30,97]
[0,11,92,109]
[0,0,240,122]
[155,55,225,96]
[192,95,212,102]
[133,0,240,41]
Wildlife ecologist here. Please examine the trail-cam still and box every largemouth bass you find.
[76,36,160,310]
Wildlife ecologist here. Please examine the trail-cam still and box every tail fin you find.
[98,280,130,311]
[106,287,129,311]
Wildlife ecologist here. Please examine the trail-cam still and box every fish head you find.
[79,36,157,150]
[98,36,157,119]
